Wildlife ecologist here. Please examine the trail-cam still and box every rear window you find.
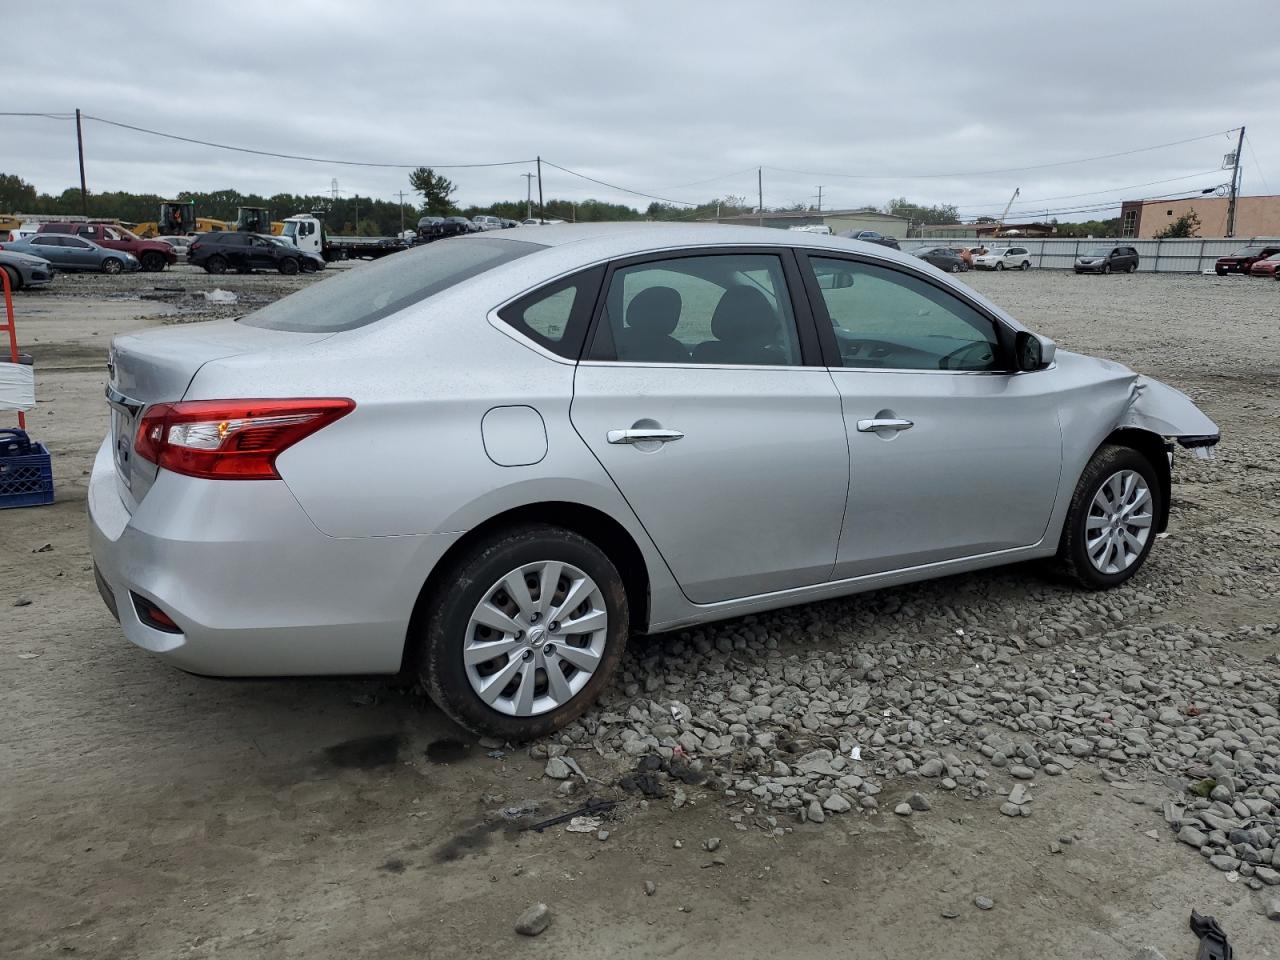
[239,237,544,333]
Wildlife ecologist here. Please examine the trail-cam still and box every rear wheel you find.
[139,251,166,272]
[1128,263,1138,273]
[1020,260,1030,270]
[278,257,300,276]
[420,524,629,740]
[1,265,21,292]
[1056,444,1161,590]
[101,257,123,275]
[205,254,228,275]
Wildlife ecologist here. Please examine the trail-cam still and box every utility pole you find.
[397,190,406,235]
[1226,125,1245,239]
[757,167,763,227]
[536,157,545,223]
[816,185,823,213]
[353,195,359,234]
[522,172,534,219]
[75,108,88,216]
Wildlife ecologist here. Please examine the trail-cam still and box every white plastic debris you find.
[850,745,862,761]
[0,361,35,411]
[203,288,238,304]
[565,816,602,833]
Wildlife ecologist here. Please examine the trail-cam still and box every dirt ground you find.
[2,263,1278,959]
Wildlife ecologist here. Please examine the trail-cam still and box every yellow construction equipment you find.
[131,201,231,237]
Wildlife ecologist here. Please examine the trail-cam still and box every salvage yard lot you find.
[2,264,1278,959]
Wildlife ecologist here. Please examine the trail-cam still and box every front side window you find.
[591,253,801,366]
[808,257,1001,372]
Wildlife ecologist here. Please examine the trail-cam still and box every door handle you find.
[856,418,913,433]
[607,428,685,445]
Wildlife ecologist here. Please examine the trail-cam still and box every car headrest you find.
[711,286,777,344]
[626,286,681,336]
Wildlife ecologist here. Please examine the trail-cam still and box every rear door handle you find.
[607,428,685,445]
[856,418,913,433]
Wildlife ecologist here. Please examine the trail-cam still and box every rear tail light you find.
[135,398,354,480]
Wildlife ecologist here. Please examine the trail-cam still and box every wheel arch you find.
[1095,428,1172,533]
[400,500,652,674]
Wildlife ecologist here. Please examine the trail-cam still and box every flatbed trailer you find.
[281,214,411,262]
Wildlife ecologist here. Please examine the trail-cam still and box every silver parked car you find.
[0,249,56,291]
[2,234,141,274]
[90,225,1220,739]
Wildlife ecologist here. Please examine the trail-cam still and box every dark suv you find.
[417,216,471,243]
[188,233,324,275]
[1074,245,1139,274]
[1215,244,1280,276]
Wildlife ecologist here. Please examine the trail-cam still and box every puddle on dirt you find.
[323,733,405,769]
[425,738,472,763]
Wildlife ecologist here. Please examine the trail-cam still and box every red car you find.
[1247,253,1280,278]
[1215,243,1280,276]
[36,221,176,272]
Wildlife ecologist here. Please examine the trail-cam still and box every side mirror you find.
[1015,331,1054,371]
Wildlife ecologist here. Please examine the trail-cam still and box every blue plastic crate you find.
[0,428,54,509]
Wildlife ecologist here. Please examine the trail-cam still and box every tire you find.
[300,259,318,273]
[1216,267,1227,276]
[1056,443,1162,590]
[1,265,22,292]
[949,263,961,273]
[140,251,166,272]
[101,257,124,275]
[205,254,228,275]
[420,523,629,740]
[278,257,300,276]
[1102,264,1111,275]
[995,261,1005,271]
[1128,263,1138,274]
[1021,261,1030,270]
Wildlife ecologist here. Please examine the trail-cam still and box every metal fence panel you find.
[901,237,1280,274]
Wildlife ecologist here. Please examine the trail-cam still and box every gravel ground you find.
[2,266,1278,959]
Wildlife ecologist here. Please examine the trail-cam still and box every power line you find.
[660,165,761,190]
[1244,133,1271,195]
[541,160,698,206]
[952,170,1223,212]
[763,128,1239,181]
[79,114,535,169]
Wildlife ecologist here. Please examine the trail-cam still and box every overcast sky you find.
[3,1,1276,222]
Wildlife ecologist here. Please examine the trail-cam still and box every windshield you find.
[1086,248,1111,256]
[1232,247,1263,257]
[988,248,1009,255]
[282,221,299,237]
[239,237,544,332]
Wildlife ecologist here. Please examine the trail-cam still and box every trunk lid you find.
[107,319,331,510]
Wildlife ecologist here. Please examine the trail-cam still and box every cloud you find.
[2,0,1273,220]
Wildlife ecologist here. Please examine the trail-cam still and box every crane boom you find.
[992,187,1020,239]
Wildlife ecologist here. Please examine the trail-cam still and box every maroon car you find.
[36,221,176,272]
[1214,243,1280,276]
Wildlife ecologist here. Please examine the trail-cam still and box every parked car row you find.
[0,234,141,275]
[1215,243,1280,277]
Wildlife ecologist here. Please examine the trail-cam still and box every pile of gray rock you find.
[538,558,1278,886]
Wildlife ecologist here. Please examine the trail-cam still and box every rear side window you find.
[497,266,603,359]
[240,237,544,333]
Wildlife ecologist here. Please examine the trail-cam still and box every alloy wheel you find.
[463,560,608,717]
[1086,469,1153,574]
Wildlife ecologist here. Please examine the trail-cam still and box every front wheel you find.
[101,257,123,275]
[420,524,629,739]
[995,261,1005,271]
[1056,444,1161,590]
[1,265,21,292]
[278,257,300,275]
[949,263,961,273]
[140,251,166,272]
[1102,264,1111,275]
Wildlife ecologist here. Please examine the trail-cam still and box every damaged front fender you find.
[1120,376,1220,459]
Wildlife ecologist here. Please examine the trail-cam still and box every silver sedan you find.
[90,225,1220,739]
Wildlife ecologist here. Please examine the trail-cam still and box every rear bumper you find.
[87,437,460,676]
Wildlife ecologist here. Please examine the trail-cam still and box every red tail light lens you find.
[135,398,354,479]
